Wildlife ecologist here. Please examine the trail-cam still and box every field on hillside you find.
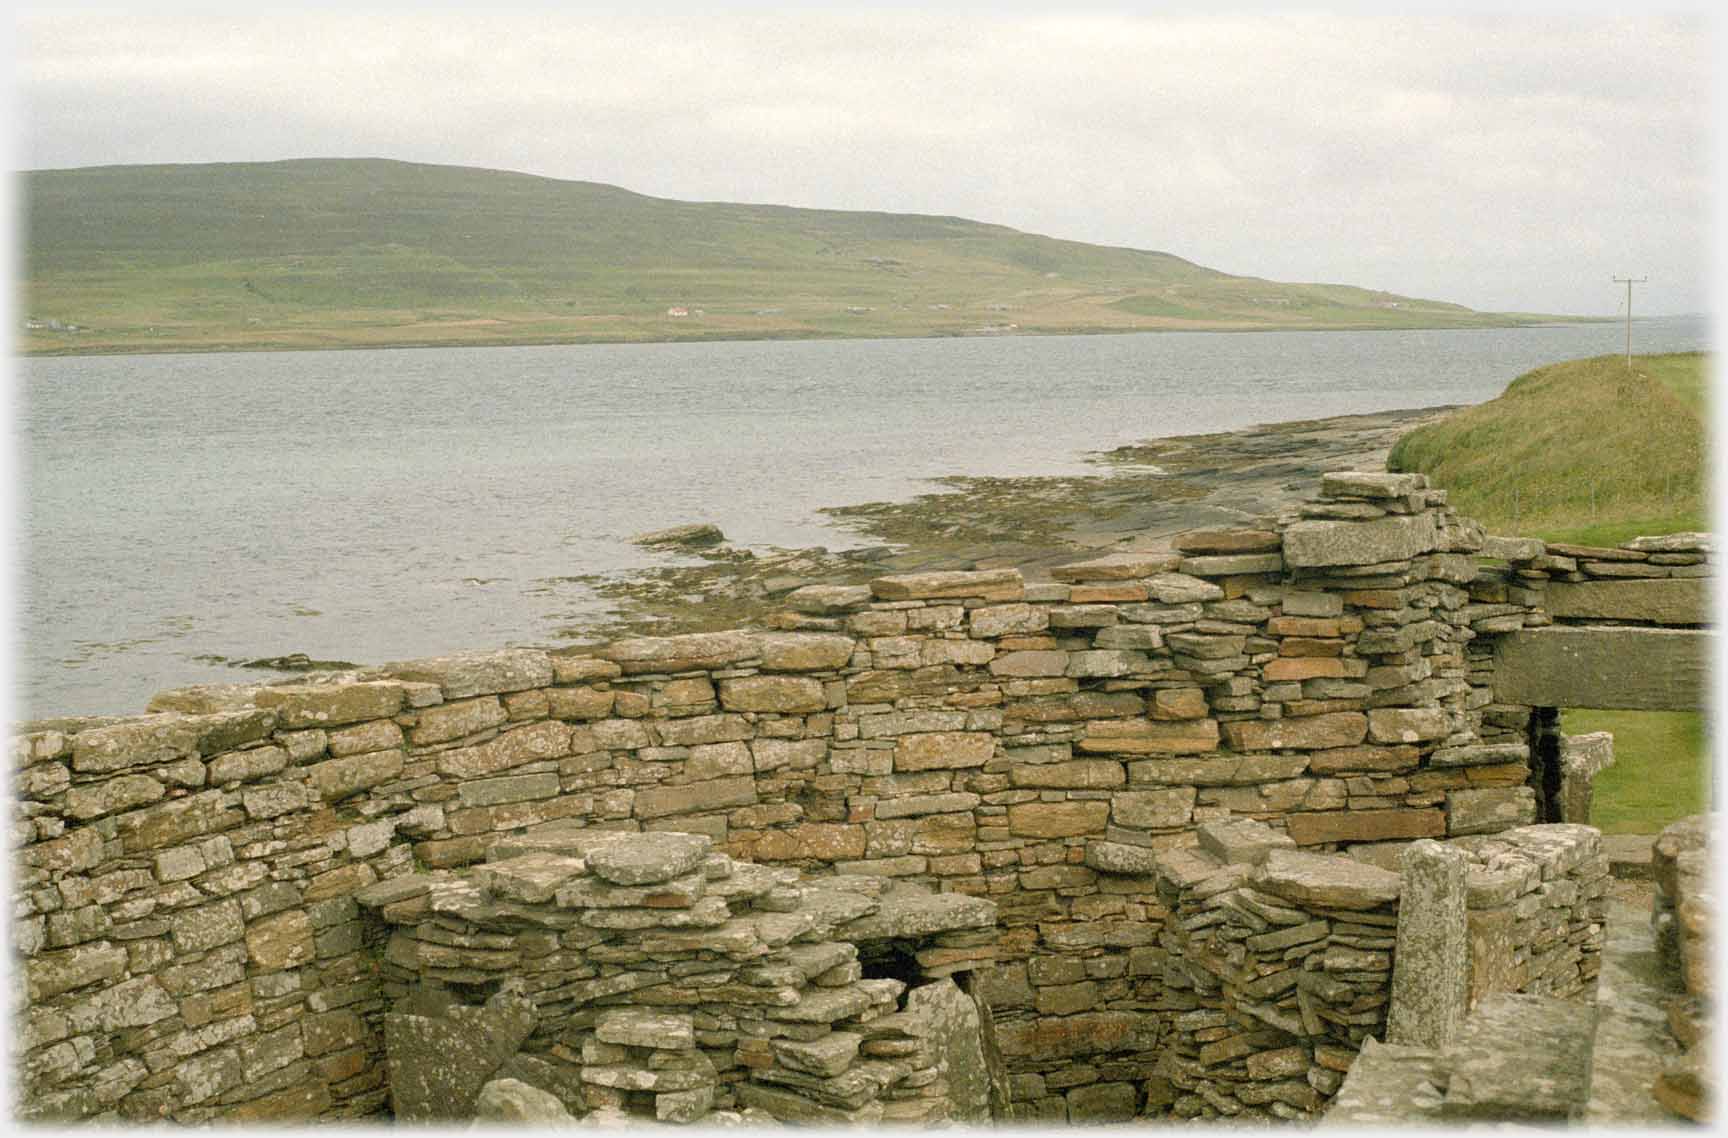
[1389,351,1713,834]
[21,158,1566,355]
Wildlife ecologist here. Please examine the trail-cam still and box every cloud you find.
[16,10,1709,314]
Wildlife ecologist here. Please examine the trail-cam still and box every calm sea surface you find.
[14,317,1709,717]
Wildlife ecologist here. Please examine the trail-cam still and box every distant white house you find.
[666,307,689,317]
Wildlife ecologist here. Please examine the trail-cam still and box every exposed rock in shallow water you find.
[633,522,727,548]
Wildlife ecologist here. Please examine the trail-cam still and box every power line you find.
[1612,275,1647,367]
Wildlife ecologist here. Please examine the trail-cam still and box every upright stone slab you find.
[904,979,992,1123]
[1386,840,1468,1049]
[1558,732,1614,825]
[385,992,538,1121]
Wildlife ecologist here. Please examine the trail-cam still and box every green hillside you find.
[21,158,1560,355]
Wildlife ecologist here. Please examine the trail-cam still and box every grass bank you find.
[1387,352,1708,543]
[1389,351,1713,833]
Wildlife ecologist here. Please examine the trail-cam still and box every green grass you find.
[20,157,1573,355]
[1571,709,1712,834]
[1389,351,1714,833]
[1388,352,1709,540]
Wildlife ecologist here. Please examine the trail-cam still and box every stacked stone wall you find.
[9,471,1707,1123]
[1138,819,1604,1122]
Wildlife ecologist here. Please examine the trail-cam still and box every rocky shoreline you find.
[557,404,1459,645]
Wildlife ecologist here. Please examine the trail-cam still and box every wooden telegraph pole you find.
[1613,275,1647,368]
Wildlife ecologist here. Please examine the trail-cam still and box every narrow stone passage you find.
[1585,897,1684,1124]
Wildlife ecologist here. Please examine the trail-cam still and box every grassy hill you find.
[1389,351,1713,834]
[21,157,1564,355]
[1388,352,1708,545]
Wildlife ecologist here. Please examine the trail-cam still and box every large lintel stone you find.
[1492,626,1712,711]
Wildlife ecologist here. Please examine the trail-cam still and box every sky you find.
[12,8,1716,317]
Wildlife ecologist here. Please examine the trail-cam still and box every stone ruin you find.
[10,470,1713,1125]
[364,827,1004,1125]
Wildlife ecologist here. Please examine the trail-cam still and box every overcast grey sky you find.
[15,8,1712,316]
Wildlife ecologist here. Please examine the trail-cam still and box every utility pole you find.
[1613,275,1647,368]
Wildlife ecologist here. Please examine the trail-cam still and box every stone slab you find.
[1282,513,1438,568]
[1440,992,1596,1121]
[1492,627,1712,711]
[1544,578,1706,626]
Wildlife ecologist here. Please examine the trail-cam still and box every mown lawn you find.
[1568,709,1713,834]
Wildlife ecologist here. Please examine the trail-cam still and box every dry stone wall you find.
[9,470,1709,1124]
[1140,818,1606,1122]
[362,828,1001,1125]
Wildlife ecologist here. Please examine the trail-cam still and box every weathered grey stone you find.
[385,993,537,1121]
[756,632,855,671]
[25,942,128,1001]
[633,521,725,547]
[1197,818,1295,865]
[773,1031,863,1078]
[1559,732,1614,825]
[1221,713,1365,752]
[718,675,826,713]
[870,568,1024,601]
[172,899,245,954]
[602,631,760,674]
[411,696,508,745]
[1621,532,1711,553]
[1083,840,1161,875]
[1544,577,1705,625]
[71,714,201,773]
[1051,552,1184,581]
[634,776,758,819]
[1428,742,1529,768]
[472,853,589,903]
[308,748,406,800]
[1066,649,1151,678]
[474,1077,577,1122]
[595,1009,695,1050]
[253,681,406,727]
[1493,627,1712,711]
[1446,787,1537,836]
[207,744,290,784]
[785,585,874,613]
[1323,1036,1450,1124]
[586,831,713,885]
[115,788,244,851]
[381,649,553,698]
[1282,514,1438,568]
[840,887,997,941]
[435,721,570,779]
[1440,992,1596,1121]
[1253,849,1401,910]
[1179,552,1285,576]
[737,1082,885,1124]
[1480,535,1546,561]
[1320,471,1427,499]
[65,773,166,820]
[1112,787,1197,830]
[457,772,561,807]
[1367,707,1450,744]
[1387,840,1469,1049]
[905,978,993,1122]
[241,780,317,819]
